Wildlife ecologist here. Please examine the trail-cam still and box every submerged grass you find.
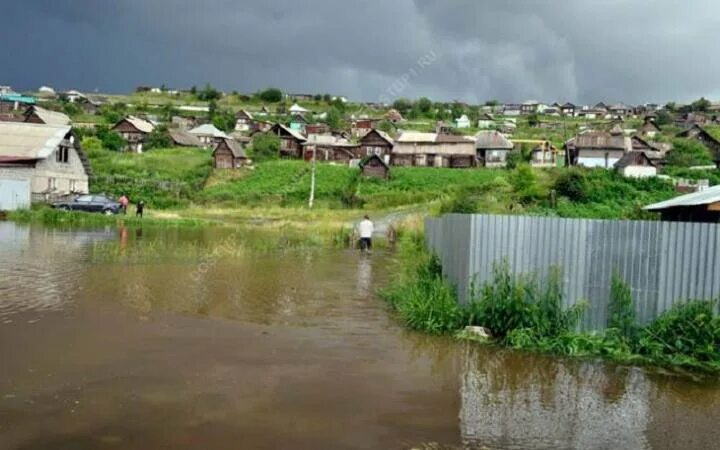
[382,238,720,373]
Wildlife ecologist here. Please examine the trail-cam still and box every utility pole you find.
[308,145,316,209]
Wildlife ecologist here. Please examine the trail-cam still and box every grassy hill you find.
[83,148,679,221]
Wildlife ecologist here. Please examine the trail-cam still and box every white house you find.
[615,151,657,178]
[289,103,310,114]
[455,114,470,129]
[0,122,90,206]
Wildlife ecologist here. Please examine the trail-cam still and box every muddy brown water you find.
[1,221,720,450]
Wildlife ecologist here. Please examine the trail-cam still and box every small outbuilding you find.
[169,129,204,148]
[213,138,249,169]
[189,123,229,147]
[475,130,513,167]
[359,154,390,179]
[113,116,155,153]
[614,151,657,178]
[644,185,720,222]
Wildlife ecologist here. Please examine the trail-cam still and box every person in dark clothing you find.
[136,200,145,218]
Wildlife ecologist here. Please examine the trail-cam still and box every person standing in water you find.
[136,200,145,218]
[358,215,374,252]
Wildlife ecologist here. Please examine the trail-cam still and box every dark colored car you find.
[53,194,121,215]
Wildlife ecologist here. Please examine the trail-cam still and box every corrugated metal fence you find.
[426,214,720,330]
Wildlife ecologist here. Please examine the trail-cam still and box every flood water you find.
[1,221,720,450]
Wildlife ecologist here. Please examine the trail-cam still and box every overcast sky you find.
[4,0,719,104]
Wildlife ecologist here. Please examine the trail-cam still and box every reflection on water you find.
[1,221,720,449]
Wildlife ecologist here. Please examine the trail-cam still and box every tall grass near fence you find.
[382,240,720,373]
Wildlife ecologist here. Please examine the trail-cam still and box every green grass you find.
[87,146,213,208]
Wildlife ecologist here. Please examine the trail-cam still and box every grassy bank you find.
[382,234,720,373]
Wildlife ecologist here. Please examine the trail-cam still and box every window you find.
[56,147,69,163]
[76,195,93,202]
[47,178,57,190]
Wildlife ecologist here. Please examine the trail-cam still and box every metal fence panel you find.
[425,214,720,330]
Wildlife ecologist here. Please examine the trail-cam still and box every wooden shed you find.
[213,138,249,169]
[644,185,720,222]
[359,154,390,179]
[113,116,155,153]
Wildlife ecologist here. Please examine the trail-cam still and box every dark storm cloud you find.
[3,0,719,103]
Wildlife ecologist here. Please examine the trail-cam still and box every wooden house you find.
[359,154,390,179]
[169,129,204,148]
[213,138,249,169]
[675,112,709,128]
[502,104,522,116]
[351,118,374,137]
[302,135,360,163]
[566,125,631,168]
[521,101,539,115]
[475,131,513,167]
[289,114,308,132]
[269,123,307,158]
[607,103,631,118]
[630,136,667,166]
[234,110,254,132]
[561,102,576,116]
[23,106,70,126]
[638,119,661,138]
[614,151,657,178]
[530,142,557,168]
[305,123,330,135]
[0,122,91,203]
[189,123,229,147]
[171,115,199,130]
[392,132,476,168]
[359,129,394,163]
[112,116,155,153]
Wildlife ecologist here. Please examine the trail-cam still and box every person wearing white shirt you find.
[357,215,374,252]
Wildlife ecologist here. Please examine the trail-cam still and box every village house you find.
[615,151,657,178]
[112,116,155,153]
[359,154,390,179]
[391,131,476,168]
[168,129,204,148]
[358,129,394,164]
[521,100,539,115]
[302,134,360,163]
[477,113,495,129]
[675,112,709,128]
[561,102,576,116]
[189,123,229,147]
[289,103,310,115]
[475,131,513,167]
[251,120,273,134]
[171,115,199,130]
[566,124,631,168]
[23,106,70,126]
[638,119,661,138]
[502,104,522,116]
[455,114,471,129]
[212,138,249,169]
[234,110,254,132]
[289,114,308,132]
[530,142,557,168]
[350,118,374,137]
[305,123,331,135]
[0,122,90,206]
[269,123,307,158]
[607,103,631,118]
[630,135,667,166]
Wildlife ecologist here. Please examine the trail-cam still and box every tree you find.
[313,94,322,101]
[527,113,540,127]
[322,94,332,102]
[190,86,197,95]
[159,103,177,121]
[249,134,280,161]
[376,120,395,134]
[326,107,344,130]
[197,83,221,101]
[485,99,500,107]
[691,97,711,112]
[94,125,125,151]
[145,125,172,150]
[451,103,464,119]
[666,139,714,167]
[63,102,81,117]
[655,110,672,126]
[258,88,283,103]
[392,98,412,115]
[665,101,677,112]
[417,97,432,115]
[212,109,237,133]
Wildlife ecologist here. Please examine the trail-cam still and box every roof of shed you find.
[214,138,247,158]
[189,123,229,138]
[475,130,513,149]
[122,115,155,133]
[644,185,720,211]
[168,129,204,147]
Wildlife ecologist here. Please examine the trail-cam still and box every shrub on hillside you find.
[666,139,714,167]
[258,88,283,103]
[249,134,280,161]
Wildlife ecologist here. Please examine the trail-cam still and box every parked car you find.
[53,194,121,215]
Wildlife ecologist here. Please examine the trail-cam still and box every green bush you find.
[666,139,714,167]
[249,134,280,161]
